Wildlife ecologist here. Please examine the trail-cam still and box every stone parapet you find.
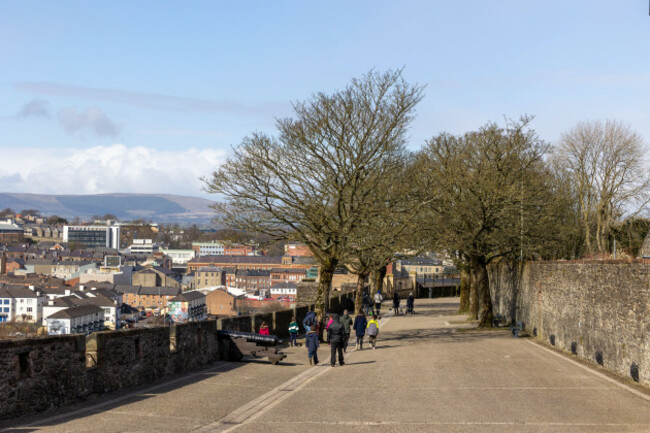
[489,261,650,386]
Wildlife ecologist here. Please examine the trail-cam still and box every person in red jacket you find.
[259,321,270,335]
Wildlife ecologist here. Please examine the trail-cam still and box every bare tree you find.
[419,117,569,326]
[204,70,424,320]
[555,120,650,255]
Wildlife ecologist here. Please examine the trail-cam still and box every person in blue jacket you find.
[303,309,317,332]
[305,328,319,365]
[353,310,367,350]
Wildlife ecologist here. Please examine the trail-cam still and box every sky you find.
[1,1,650,198]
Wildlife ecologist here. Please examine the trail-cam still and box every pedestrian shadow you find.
[345,360,376,365]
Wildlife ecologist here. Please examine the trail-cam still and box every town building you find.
[233,269,271,295]
[0,285,45,323]
[187,255,316,273]
[132,267,180,288]
[284,243,313,257]
[270,268,306,286]
[63,225,121,249]
[269,282,297,301]
[0,221,25,244]
[224,244,255,256]
[194,266,226,289]
[398,256,444,277]
[160,248,196,266]
[128,239,157,255]
[115,285,181,312]
[205,288,239,317]
[47,305,104,335]
[168,291,207,322]
[192,241,225,256]
[51,260,96,281]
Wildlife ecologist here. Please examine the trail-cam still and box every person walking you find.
[259,321,270,335]
[407,292,415,314]
[374,291,383,316]
[366,315,379,349]
[353,310,367,350]
[305,329,319,365]
[339,309,352,352]
[363,292,373,316]
[288,317,299,347]
[393,291,401,316]
[303,309,317,332]
[326,313,345,367]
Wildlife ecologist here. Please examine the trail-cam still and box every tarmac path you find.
[4,298,650,433]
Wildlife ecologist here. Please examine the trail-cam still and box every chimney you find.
[65,289,71,296]
[28,285,35,291]
[79,285,85,291]
[48,300,53,306]
[91,286,96,291]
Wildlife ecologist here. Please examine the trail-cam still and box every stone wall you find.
[0,321,220,421]
[489,261,650,386]
[0,288,357,422]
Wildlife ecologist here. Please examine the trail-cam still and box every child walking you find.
[288,317,299,347]
[366,315,379,349]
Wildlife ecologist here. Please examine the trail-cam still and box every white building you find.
[192,242,224,256]
[0,285,45,323]
[47,305,104,335]
[160,248,196,265]
[63,225,121,249]
[129,239,157,255]
[42,286,122,329]
[270,283,298,300]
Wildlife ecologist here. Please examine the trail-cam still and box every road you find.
[4,298,650,432]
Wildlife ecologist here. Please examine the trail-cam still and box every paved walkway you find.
[4,298,650,432]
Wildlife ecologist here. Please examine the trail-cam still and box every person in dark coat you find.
[353,310,367,350]
[339,309,353,352]
[305,329,319,365]
[326,313,345,367]
[407,292,414,314]
[363,292,373,316]
[393,292,401,315]
[345,297,355,314]
[303,309,317,332]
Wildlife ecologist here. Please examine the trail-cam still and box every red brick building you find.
[187,255,316,273]
[0,222,25,245]
[224,244,255,256]
[205,288,239,317]
[270,268,306,286]
[284,243,313,257]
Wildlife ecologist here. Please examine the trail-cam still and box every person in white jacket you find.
[373,291,383,315]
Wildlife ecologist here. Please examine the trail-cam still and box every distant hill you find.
[0,193,218,224]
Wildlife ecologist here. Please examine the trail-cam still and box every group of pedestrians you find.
[266,291,414,367]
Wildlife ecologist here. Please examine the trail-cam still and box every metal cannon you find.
[217,330,287,365]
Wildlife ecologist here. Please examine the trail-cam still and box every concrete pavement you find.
[3,298,650,432]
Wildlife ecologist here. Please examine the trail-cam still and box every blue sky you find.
[1,1,650,196]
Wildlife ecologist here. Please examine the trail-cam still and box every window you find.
[3,307,9,313]
[26,307,32,312]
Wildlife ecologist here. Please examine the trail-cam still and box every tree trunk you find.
[472,256,493,327]
[458,270,470,314]
[355,273,368,314]
[468,263,479,320]
[315,260,337,322]
[372,265,387,296]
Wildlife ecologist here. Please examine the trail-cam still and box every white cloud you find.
[0,144,226,197]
